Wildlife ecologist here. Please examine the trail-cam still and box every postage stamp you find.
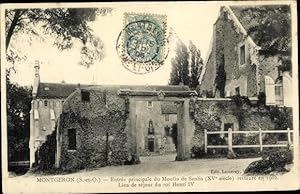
[116,13,168,74]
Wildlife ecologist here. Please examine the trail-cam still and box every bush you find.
[244,149,293,174]
[124,154,140,165]
[233,133,260,157]
[191,146,206,158]
[35,130,56,170]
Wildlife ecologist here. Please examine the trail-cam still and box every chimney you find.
[32,60,40,99]
[34,60,40,77]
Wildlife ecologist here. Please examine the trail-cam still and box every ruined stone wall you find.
[220,9,258,97]
[199,23,217,96]
[201,8,262,98]
[190,99,276,154]
[58,88,130,171]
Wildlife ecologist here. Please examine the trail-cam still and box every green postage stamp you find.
[117,13,167,74]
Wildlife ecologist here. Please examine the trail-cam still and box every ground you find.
[10,154,259,178]
[5,154,298,192]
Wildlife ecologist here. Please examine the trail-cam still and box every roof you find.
[161,102,177,114]
[37,82,90,98]
[36,83,192,99]
[84,85,191,91]
[229,5,291,52]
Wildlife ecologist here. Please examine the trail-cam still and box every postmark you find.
[116,13,168,74]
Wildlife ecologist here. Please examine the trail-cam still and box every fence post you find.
[259,128,263,152]
[287,128,291,149]
[204,129,207,153]
[228,128,233,152]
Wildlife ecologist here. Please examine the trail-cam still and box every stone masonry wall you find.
[58,88,130,171]
[190,99,275,153]
[135,101,177,155]
[203,7,288,99]
[218,9,258,97]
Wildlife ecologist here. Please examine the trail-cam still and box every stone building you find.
[30,62,86,167]
[29,64,181,167]
[55,85,194,170]
[199,5,292,107]
[136,101,177,155]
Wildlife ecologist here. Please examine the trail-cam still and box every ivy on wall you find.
[33,89,133,172]
[214,55,226,98]
[190,96,292,158]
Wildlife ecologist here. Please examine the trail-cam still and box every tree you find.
[169,40,203,90]
[169,40,189,86]
[189,41,203,89]
[6,73,32,162]
[5,8,105,70]
[241,5,291,53]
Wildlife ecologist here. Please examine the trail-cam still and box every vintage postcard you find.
[1,1,299,192]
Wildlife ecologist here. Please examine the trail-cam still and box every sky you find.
[8,3,220,86]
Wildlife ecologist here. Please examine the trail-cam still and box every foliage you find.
[257,92,266,107]
[235,5,291,52]
[278,56,292,73]
[5,8,105,70]
[170,123,178,150]
[189,41,204,89]
[36,129,57,170]
[214,54,226,97]
[191,146,206,158]
[198,90,214,98]
[169,40,189,86]
[58,89,131,171]
[244,149,293,174]
[7,74,32,162]
[269,106,293,130]
[169,40,203,89]
[230,95,251,107]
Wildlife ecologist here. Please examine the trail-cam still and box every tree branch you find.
[6,10,22,50]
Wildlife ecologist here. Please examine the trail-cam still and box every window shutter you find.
[282,72,292,107]
[264,76,275,105]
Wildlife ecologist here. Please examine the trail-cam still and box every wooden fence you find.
[204,128,293,153]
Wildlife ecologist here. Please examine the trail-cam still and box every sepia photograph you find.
[1,1,299,192]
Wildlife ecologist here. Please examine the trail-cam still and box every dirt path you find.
[57,154,259,177]
[8,154,260,179]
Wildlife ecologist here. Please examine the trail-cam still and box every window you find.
[235,87,240,96]
[165,114,169,121]
[81,91,90,102]
[239,45,245,65]
[68,128,76,150]
[264,76,276,105]
[148,120,154,135]
[44,100,48,106]
[147,101,153,108]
